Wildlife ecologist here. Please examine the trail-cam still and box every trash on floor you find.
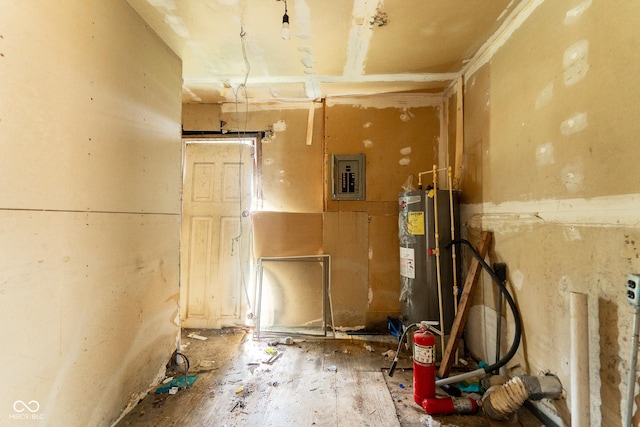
[265,347,278,355]
[364,344,374,352]
[155,375,198,394]
[419,414,458,427]
[263,351,282,365]
[187,332,208,341]
[382,349,396,359]
[268,336,294,346]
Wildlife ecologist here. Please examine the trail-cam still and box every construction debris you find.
[187,332,208,341]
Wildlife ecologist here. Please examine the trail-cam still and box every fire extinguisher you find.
[422,395,479,415]
[413,327,436,405]
[413,326,479,415]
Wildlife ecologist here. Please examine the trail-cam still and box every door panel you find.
[181,141,253,328]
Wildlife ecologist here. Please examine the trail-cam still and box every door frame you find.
[179,135,260,329]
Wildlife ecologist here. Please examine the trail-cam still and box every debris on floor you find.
[187,332,208,341]
[268,336,294,346]
[420,414,458,427]
[263,351,282,365]
[155,375,198,394]
[382,349,396,359]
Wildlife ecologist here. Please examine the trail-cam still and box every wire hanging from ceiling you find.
[229,25,253,318]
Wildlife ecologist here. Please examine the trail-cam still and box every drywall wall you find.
[196,95,443,331]
[221,105,324,213]
[0,2,182,425]
[461,1,640,425]
[325,98,441,329]
[252,212,323,259]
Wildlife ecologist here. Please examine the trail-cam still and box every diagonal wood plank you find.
[438,231,492,378]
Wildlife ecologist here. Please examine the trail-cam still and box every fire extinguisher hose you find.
[435,239,523,387]
[388,322,419,377]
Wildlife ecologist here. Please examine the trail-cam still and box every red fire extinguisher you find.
[422,395,479,415]
[413,327,436,405]
[413,326,479,415]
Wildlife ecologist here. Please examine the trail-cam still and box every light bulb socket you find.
[281,13,290,39]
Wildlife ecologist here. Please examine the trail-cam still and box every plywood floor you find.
[116,329,544,427]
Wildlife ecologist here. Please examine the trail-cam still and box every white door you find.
[180,140,253,329]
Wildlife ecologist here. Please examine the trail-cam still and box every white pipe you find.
[447,167,459,363]
[570,292,590,427]
[625,306,640,427]
[436,368,485,386]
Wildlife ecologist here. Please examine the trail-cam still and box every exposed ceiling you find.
[125,0,526,104]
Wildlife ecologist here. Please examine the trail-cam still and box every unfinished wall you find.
[0,1,182,425]
[461,1,640,425]
[221,105,325,213]
[204,95,443,331]
[325,96,442,329]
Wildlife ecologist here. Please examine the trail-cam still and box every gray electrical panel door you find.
[331,154,365,200]
[398,190,459,334]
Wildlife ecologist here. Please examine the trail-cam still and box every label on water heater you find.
[413,343,434,366]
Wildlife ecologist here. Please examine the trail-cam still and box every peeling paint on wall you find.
[363,139,373,148]
[399,157,411,166]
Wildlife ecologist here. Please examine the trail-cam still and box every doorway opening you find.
[179,137,257,329]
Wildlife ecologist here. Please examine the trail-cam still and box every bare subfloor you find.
[116,329,543,427]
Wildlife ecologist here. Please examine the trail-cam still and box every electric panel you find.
[331,154,365,200]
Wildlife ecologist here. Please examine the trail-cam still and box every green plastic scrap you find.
[455,380,481,393]
[155,375,198,394]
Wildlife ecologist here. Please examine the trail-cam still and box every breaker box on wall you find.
[331,154,366,201]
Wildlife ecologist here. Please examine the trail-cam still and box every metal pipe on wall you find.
[570,292,590,427]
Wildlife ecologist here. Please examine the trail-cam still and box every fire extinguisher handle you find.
[388,358,398,377]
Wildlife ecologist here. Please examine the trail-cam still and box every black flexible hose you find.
[445,239,522,374]
[388,322,419,377]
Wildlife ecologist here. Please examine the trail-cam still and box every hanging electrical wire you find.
[229,26,254,317]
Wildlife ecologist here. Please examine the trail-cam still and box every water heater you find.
[398,189,459,334]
